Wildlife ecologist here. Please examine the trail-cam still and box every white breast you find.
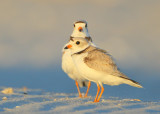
[62,49,86,81]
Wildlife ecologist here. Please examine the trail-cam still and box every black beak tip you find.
[64,46,68,49]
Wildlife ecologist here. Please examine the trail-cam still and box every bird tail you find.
[124,78,143,88]
[119,74,143,88]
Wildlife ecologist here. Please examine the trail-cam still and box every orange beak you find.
[67,44,72,49]
[78,27,83,32]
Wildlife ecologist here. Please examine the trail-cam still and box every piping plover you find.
[71,20,91,41]
[65,38,143,102]
[62,20,92,97]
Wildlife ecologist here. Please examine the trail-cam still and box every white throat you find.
[71,30,90,38]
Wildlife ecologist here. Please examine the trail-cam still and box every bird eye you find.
[76,41,80,45]
[85,24,87,28]
[73,24,75,27]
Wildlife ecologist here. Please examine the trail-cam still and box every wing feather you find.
[84,49,118,74]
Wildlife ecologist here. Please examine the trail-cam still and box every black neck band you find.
[72,46,90,55]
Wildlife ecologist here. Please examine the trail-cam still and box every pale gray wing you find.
[84,49,118,74]
[84,48,137,80]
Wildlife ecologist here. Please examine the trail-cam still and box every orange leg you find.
[75,81,82,98]
[94,83,100,102]
[84,81,91,97]
[97,85,104,102]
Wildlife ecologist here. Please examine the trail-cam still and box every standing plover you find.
[62,20,92,97]
[65,37,143,102]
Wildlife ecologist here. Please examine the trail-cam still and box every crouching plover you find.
[65,37,143,102]
[62,20,92,97]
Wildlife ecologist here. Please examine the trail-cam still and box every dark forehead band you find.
[75,21,87,24]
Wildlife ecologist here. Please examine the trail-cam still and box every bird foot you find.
[93,99,99,103]
[84,94,88,98]
[79,94,82,98]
